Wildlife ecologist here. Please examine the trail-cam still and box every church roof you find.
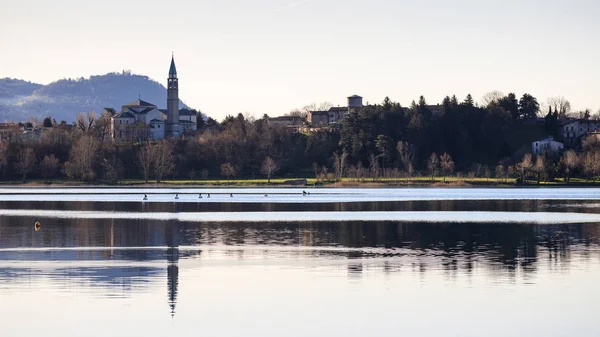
[150,118,164,123]
[169,56,177,76]
[122,99,157,108]
[113,111,135,118]
[179,109,196,116]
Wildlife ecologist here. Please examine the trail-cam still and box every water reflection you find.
[2,199,600,213]
[1,216,600,318]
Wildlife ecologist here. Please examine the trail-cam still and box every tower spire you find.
[169,54,177,78]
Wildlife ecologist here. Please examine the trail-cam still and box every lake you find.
[1,187,599,337]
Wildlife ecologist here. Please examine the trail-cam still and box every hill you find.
[0,71,189,122]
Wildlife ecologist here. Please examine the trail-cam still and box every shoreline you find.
[0,178,599,188]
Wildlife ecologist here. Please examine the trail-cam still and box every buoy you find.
[34,221,41,231]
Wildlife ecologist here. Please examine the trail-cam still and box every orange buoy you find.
[34,221,41,231]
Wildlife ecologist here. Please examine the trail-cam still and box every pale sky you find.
[1,0,599,120]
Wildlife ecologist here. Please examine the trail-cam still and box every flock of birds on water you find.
[142,191,310,201]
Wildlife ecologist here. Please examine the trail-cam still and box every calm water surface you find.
[1,188,599,337]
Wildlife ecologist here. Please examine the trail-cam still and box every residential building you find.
[532,136,564,155]
[268,116,304,132]
[328,107,349,124]
[560,119,600,145]
[307,111,329,126]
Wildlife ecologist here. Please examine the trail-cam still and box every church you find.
[110,55,196,142]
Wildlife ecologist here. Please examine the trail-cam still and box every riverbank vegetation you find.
[1,93,599,185]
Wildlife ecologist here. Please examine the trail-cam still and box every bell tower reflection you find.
[165,220,180,317]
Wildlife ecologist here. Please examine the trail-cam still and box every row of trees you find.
[1,92,599,183]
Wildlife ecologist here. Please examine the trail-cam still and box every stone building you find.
[110,55,196,142]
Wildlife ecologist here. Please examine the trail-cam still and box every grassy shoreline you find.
[1,176,599,187]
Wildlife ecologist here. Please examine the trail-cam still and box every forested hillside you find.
[0,72,187,122]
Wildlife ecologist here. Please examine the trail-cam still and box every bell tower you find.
[166,54,179,136]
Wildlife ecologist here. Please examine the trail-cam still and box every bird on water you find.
[199,194,203,199]
[143,194,148,201]
[175,194,179,200]
[230,193,233,198]
[207,194,211,198]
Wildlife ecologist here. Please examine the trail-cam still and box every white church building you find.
[110,56,196,142]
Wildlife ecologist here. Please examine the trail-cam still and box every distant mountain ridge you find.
[0,71,189,123]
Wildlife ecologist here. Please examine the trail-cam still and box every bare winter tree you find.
[220,162,236,182]
[495,164,506,183]
[303,102,333,113]
[93,110,113,144]
[439,152,455,182]
[583,151,598,182]
[517,153,533,183]
[76,111,96,132]
[0,141,8,175]
[427,153,439,181]
[396,141,415,177]
[260,156,279,184]
[369,153,380,181]
[15,147,37,182]
[481,91,504,108]
[152,139,175,183]
[546,97,571,118]
[532,155,545,184]
[562,150,579,184]
[333,151,348,179]
[64,134,99,181]
[137,141,154,183]
[39,154,59,179]
[28,116,41,128]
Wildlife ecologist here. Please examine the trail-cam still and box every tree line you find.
[1,92,599,184]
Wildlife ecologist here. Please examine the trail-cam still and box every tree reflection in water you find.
[1,216,600,317]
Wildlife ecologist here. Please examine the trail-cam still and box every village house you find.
[532,136,564,155]
[560,119,600,145]
[307,111,329,127]
[307,95,364,127]
[268,116,305,133]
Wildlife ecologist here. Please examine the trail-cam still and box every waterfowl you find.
[207,194,211,198]
[175,194,179,200]
[230,193,233,197]
[302,191,307,196]
[264,194,268,197]
[199,194,203,199]
[143,194,148,201]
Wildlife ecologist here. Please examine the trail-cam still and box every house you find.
[328,107,348,124]
[268,116,305,132]
[307,111,329,126]
[532,136,564,155]
[559,118,600,146]
[0,123,20,142]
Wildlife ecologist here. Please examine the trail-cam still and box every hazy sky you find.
[1,0,599,119]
